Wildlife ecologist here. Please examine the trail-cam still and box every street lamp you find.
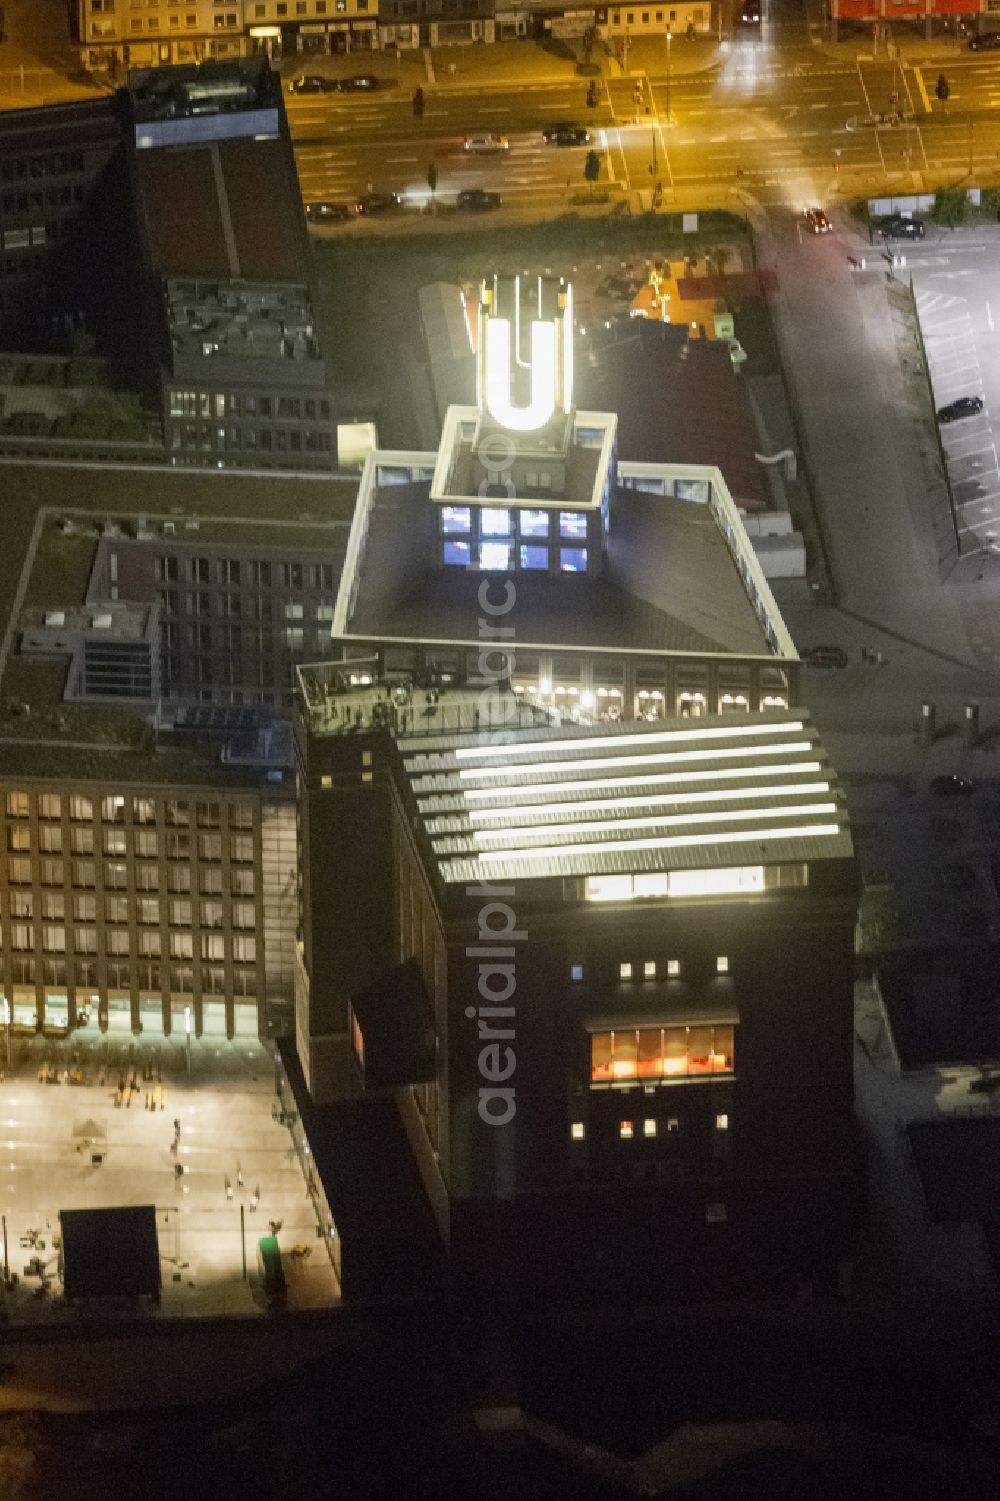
[665,31,672,127]
[184,1004,192,1078]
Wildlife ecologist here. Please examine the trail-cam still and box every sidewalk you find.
[422,35,723,90]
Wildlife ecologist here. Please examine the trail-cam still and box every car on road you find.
[803,208,831,234]
[338,75,379,92]
[875,215,925,240]
[463,132,509,154]
[969,31,1000,48]
[305,201,353,223]
[937,395,985,424]
[355,191,402,215]
[542,123,590,146]
[456,188,502,212]
[930,775,976,797]
[803,645,848,669]
[288,75,335,94]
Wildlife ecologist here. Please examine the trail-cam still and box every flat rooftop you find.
[578,320,769,513]
[342,478,774,658]
[166,278,320,364]
[398,709,852,887]
[0,463,355,785]
[878,947,1000,1070]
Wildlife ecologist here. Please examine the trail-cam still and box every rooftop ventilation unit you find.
[44,611,66,628]
[91,613,113,630]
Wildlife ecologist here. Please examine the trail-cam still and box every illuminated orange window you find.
[590,1024,734,1082]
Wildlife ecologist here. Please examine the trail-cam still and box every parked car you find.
[969,31,1000,48]
[803,207,831,234]
[355,191,402,215]
[876,215,925,240]
[930,774,975,796]
[338,75,379,92]
[305,201,352,223]
[287,75,335,95]
[803,644,848,669]
[937,395,985,424]
[543,123,590,146]
[456,188,502,212]
[463,132,509,154]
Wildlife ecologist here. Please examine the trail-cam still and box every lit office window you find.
[559,511,587,539]
[643,1119,657,1138]
[519,544,548,570]
[716,955,729,974]
[519,508,549,537]
[479,541,511,571]
[619,1120,634,1139]
[559,547,587,572]
[570,1122,585,1141]
[480,507,511,537]
[441,505,470,534]
[667,959,680,977]
[570,963,583,982]
[442,539,470,567]
[716,1114,729,1131]
[619,962,633,980]
[643,960,656,979]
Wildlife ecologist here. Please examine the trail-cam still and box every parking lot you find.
[0,1032,339,1321]
[912,232,1000,552]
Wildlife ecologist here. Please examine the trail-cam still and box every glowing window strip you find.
[484,316,557,431]
[466,802,838,845]
[454,720,805,760]
[459,781,832,822]
[454,761,825,802]
[473,822,842,865]
[456,741,814,782]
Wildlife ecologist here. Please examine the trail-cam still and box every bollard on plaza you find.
[919,702,936,748]
[964,702,980,749]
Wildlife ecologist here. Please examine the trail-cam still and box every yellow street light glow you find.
[455,720,805,759]
[455,760,825,801]
[485,314,557,430]
[467,802,838,844]
[456,740,815,781]
[475,822,843,863]
[460,781,833,821]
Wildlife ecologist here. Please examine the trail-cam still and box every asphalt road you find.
[289,40,1000,215]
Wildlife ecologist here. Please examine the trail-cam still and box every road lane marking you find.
[913,67,932,114]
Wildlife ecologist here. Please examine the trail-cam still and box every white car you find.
[464,132,509,154]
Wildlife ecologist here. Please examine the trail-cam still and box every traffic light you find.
[936,74,950,102]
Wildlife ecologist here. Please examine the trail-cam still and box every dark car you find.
[287,75,334,94]
[804,208,831,234]
[803,645,848,669]
[930,775,976,796]
[876,215,925,240]
[355,191,402,215]
[339,75,379,92]
[938,395,985,424]
[543,123,590,146]
[456,188,502,213]
[969,31,1000,48]
[305,201,352,223]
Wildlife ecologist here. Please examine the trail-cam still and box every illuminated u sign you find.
[479,277,574,433]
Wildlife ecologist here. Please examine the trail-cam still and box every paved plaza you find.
[0,1031,339,1321]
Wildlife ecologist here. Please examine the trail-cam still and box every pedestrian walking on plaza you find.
[250,1186,259,1212]
[236,1167,244,1191]
[225,1175,233,1201]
